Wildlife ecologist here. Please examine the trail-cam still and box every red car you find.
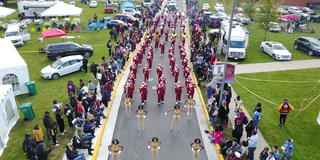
[104,4,116,13]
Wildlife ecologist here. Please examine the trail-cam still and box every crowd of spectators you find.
[186,1,294,160]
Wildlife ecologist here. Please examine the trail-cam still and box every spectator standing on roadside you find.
[245,120,255,138]
[272,145,280,160]
[260,147,269,160]
[32,125,44,144]
[281,139,293,160]
[107,40,112,56]
[42,111,52,141]
[90,62,98,79]
[82,56,88,73]
[252,107,262,129]
[277,99,294,127]
[248,130,259,160]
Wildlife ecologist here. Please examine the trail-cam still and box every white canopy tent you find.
[0,6,16,18]
[0,85,19,156]
[41,2,83,17]
[0,39,30,95]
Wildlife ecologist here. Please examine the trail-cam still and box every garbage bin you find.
[25,81,37,95]
[19,102,35,121]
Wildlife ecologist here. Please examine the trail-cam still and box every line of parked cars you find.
[40,41,93,79]
[259,37,320,61]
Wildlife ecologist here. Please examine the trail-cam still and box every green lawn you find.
[199,0,320,64]
[232,69,320,160]
[0,1,118,160]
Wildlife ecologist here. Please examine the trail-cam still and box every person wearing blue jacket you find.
[252,107,262,129]
[281,139,293,160]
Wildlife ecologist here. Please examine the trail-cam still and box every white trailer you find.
[219,20,249,60]
[17,1,59,18]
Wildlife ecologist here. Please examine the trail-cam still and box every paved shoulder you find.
[236,59,320,74]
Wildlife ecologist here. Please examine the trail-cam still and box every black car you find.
[294,37,320,56]
[45,42,93,60]
[206,16,222,28]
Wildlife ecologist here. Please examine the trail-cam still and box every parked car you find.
[44,42,93,60]
[167,0,178,11]
[106,20,129,29]
[114,14,137,23]
[294,37,320,56]
[105,4,116,13]
[89,1,98,8]
[300,7,314,14]
[206,15,222,28]
[269,22,281,32]
[277,7,289,15]
[41,55,84,79]
[122,8,141,18]
[288,7,303,14]
[260,41,292,60]
[202,3,210,11]
[214,3,224,12]
[4,24,30,46]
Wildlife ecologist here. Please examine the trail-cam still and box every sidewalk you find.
[236,59,320,74]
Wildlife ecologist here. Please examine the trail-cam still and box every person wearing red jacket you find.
[169,57,175,73]
[139,82,148,105]
[143,64,149,82]
[187,83,195,98]
[124,82,134,99]
[130,64,138,79]
[173,65,180,83]
[147,55,153,70]
[183,66,191,78]
[277,99,295,127]
[160,41,165,56]
[164,29,169,41]
[185,76,192,88]
[154,32,160,49]
[156,82,166,104]
[182,58,188,69]
[159,75,166,85]
[174,81,183,103]
[156,64,163,80]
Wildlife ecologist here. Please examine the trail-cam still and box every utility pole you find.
[218,0,236,107]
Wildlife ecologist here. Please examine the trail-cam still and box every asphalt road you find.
[108,2,208,160]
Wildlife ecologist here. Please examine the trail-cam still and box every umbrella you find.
[279,14,300,21]
[41,2,83,17]
[121,2,135,8]
[41,28,66,39]
[0,6,16,18]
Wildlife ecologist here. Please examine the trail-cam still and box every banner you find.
[211,63,235,83]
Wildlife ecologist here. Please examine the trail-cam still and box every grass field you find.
[199,0,320,64]
[232,69,320,160]
[0,1,119,159]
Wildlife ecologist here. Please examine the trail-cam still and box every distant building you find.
[284,0,320,7]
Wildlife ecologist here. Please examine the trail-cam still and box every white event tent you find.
[0,39,30,95]
[0,85,19,156]
[0,6,16,18]
[41,2,83,17]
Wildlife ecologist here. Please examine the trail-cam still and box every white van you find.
[4,24,30,46]
[219,21,249,60]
